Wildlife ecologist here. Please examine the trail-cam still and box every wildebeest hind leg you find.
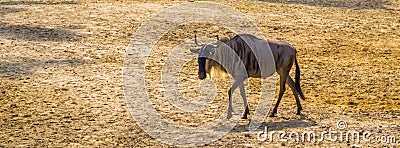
[286,76,302,115]
[270,70,288,117]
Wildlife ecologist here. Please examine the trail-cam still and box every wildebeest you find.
[194,34,305,119]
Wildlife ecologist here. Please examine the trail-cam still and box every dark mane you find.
[220,34,262,77]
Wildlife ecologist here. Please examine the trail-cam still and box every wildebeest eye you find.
[210,48,216,55]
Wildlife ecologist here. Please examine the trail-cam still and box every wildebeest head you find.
[194,34,218,80]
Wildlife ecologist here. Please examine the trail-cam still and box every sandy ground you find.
[0,0,399,147]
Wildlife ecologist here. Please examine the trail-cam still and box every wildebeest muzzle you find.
[198,57,207,80]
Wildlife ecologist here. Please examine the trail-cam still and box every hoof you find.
[269,113,276,117]
[241,115,248,119]
[296,111,301,115]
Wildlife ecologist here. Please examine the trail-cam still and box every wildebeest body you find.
[210,35,296,78]
[195,34,305,119]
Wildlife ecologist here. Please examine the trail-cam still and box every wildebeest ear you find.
[190,48,199,53]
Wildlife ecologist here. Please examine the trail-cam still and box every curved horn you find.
[194,34,204,46]
[210,35,219,47]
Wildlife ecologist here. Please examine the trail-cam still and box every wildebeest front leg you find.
[286,76,302,115]
[270,70,289,117]
[227,79,243,119]
[239,82,250,119]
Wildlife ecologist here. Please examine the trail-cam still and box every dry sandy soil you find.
[0,0,399,147]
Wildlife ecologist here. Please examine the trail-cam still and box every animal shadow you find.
[232,115,317,132]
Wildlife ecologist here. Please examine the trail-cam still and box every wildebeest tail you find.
[295,57,305,100]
